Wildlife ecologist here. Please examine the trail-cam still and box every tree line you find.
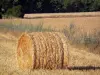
[0,0,100,18]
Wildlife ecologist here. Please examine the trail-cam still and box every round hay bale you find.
[17,32,69,69]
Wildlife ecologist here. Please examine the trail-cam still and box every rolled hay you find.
[17,32,69,69]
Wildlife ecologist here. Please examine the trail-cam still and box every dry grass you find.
[17,32,68,69]
[24,12,100,18]
[0,17,100,32]
[62,24,100,55]
[0,32,100,75]
[0,12,100,75]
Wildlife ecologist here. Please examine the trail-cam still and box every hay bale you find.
[17,32,69,69]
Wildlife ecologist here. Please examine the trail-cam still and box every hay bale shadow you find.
[67,66,100,71]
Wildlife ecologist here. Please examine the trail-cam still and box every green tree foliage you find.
[50,0,63,12]
[0,12,2,19]
[65,0,84,12]
[90,0,100,11]
[6,5,22,17]
[0,0,100,18]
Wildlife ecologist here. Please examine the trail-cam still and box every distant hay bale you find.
[17,32,69,69]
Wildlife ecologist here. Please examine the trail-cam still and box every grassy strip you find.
[0,23,100,54]
[0,23,56,32]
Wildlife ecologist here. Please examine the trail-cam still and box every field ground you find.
[0,32,100,75]
[0,13,100,75]
[0,17,100,32]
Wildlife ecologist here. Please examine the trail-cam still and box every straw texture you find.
[17,32,69,69]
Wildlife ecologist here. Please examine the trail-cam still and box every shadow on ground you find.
[67,66,100,70]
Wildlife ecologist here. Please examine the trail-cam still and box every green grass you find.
[0,23,56,32]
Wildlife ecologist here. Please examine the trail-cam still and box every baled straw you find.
[17,32,69,69]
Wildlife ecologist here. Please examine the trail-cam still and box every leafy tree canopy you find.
[0,0,100,18]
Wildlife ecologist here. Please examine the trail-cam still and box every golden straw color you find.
[17,32,69,69]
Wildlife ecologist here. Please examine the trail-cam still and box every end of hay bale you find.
[17,33,33,69]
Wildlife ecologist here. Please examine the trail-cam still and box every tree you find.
[90,0,100,11]
[0,0,100,18]
[65,0,85,12]
[42,0,52,13]
[6,5,22,17]
[50,0,63,12]
[0,12,2,19]
[0,0,13,13]
[81,0,94,12]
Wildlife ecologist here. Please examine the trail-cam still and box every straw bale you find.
[17,32,69,69]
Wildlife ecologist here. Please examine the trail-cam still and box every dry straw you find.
[17,32,69,69]
[24,12,100,19]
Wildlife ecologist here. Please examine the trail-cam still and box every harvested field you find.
[0,32,100,75]
[17,32,68,69]
[0,12,100,75]
[0,17,100,32]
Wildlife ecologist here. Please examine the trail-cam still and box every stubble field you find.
[0,12,100,75]
[0,16,100,31]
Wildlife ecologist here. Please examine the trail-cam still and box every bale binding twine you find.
[17,32,69,69]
